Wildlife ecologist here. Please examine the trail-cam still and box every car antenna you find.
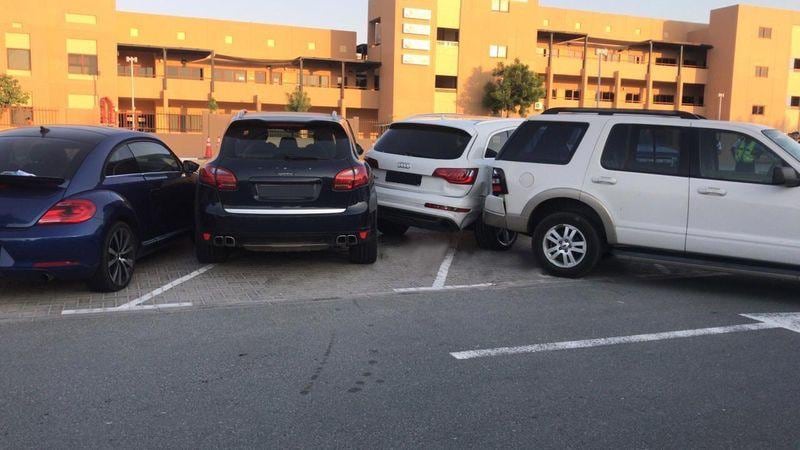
[39,126,50,136]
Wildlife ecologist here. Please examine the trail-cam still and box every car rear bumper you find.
[197,201,375,250]
[0,220,103,280]
[483,195,528,233]
[375,185,481,230]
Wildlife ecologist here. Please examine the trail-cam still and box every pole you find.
[597,56,601,108]
[126,56,138,130]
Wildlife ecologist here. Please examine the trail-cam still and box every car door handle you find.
[697,187,727,197]
[591,176,618,185]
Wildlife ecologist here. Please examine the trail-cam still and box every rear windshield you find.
[0,137,93,180]
[374,124,472,160]
[220,120,353,161]
[496,121,589,165]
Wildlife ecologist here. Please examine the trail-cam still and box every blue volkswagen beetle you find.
[0,126,198,291]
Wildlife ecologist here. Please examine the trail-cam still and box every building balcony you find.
[117,76,163,100]
[435,42,459,77]
[651,64,679,83]
[166,79,212,102]
[680,66,708,85]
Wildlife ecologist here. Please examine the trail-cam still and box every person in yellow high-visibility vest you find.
[731,137,760,173]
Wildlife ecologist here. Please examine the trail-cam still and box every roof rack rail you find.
[541,108,705,120]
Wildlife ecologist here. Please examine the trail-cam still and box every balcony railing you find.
[0,108,60,129]
[117,65,156,77]
[118,112,203,134]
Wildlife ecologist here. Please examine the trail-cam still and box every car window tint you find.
[104,145,140,176]
[698,129,786,184]
[0,137,93,180]
[496,121,589,165]
[601,124,686,176]
[485,131,511,158]
[128,141,181,173]
[374,124,472,160]
[221,120,352,161]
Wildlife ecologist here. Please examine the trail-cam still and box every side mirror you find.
[183,160,200,174]
[485,149,498,159]
[772,166,800,187]
[356,144,365,157]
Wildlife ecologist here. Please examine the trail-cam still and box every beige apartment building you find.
[1,0,800,155]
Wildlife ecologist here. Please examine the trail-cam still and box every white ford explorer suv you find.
[368,115,523,250]
[484,108,800,277]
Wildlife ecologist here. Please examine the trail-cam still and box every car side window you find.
[104,145,140,176]
[697,128,787,184]
[601,124,687,176]
[127,141,181,173]
[485,130,511,158]
[496,121,589,165]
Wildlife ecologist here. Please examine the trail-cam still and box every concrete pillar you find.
[613,71,622,109]
[545,67,554,109]
[675,76,684,111]
[579,68,589,108]
[645,41,654,109]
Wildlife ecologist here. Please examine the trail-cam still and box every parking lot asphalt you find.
[0,262,799,448]
[0,229,723,321]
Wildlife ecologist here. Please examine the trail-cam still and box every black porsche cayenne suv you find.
[195,112,377,264]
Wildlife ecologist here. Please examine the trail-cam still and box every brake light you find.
[492,168,508,195]
[433,168,478,185]
[38,199,97,225]
[334,165,370,191]
[199,166,238,191]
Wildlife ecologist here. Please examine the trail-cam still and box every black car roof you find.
[0,126,139,146]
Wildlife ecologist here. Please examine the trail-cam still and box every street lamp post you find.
[126,56,138,130]
[717,92,726,121]
[596,48,608,108]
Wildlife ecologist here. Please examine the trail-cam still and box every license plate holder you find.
[386,171,422,186]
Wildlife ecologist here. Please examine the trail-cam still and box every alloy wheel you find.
[542,224,587,269]
[107,227,135,287]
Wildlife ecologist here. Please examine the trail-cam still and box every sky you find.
[116,0,800,42]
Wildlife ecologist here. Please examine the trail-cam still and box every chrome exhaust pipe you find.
[213,236,225,247]
[347,235,358,246]
[224,236,236,248]
[336,235,348,247]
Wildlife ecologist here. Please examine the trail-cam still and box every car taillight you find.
[334,165,370,191]
[199,166,238,191]
[38,199,97,225]
[492,168,508,195]
[433,168,478,185]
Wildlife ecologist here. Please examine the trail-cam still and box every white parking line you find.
[394,283,495,293]
[432,247,457,289]
[61,265,214,316]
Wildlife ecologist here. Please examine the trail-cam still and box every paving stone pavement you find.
[0,229,724,321]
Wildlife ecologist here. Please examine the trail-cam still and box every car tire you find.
[474,217,518,251]
[377,219,409,237]
[532,212,602,278]
[349,233,378,264]
[195,233,230,264]
[87,222,138,292]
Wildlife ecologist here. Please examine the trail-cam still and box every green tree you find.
[482,59,544,117]
[0,74,30,109]
[286,87,311,112]
[207,97,219,113]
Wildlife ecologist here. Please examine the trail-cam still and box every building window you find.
[794,59,800,71]
[177,31,186,41]
[224,35,233,45]
[758,27,772,39]
[755,66,769,78]
[790,96,800,108]
[625,93,641,103]
[254,71,267,84]
[166,65,203,80]
[267,39,275,48]
[213,68,246,83]
[599,92,614,102]
[752,105,766,115]
[655,57,677,66]
[271,72,283,85]
[489,45,507,58]
[130,28,139,38]
[7,48,31,71]
[370,19,382,46]
[65,13,97,25]
[491,0,510,12]
[565,90,580,101]
[435,75,457,90]
[68,54,98,75]
[653,94,675,104]
[437,28,460,42]
[542,19,550,27]
[574,22,582,30]
[635,29,642,36]
[308,42,316,51]
[605,25,612,33]
[551,89,558,99]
